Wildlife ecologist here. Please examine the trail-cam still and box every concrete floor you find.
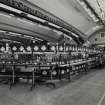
[0,69,105,105]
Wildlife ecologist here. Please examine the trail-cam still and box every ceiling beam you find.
[0,7,80,44]
[84,0,105,26]
[24,0,87,38]
[0,0,85,44]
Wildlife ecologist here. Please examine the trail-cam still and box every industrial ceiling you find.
[0,0,105,45]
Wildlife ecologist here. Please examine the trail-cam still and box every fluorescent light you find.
[28,14,62,30]
[2,39,11,42]
[27,14,45,22]
[0,30,6,32]
[64,34,72,40]
[77,0,86,7]
[0,3,22,14]
[9,32,22,36]
[38,24,51,30]
[49,23,61,28]
[56,31,63,35]
[85,8,92,15]
[17,18,35,25]
[23,35,34,39]
[9,14,15,17]
[13,41,20,43]
[63,28,70,32]
[80,2,86,6]
[35,38,43,41]
[72,33,78,37]
[52,30,63,35]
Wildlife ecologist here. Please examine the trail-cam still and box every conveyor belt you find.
[0,58,103,90]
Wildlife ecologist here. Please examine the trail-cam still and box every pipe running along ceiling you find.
[0,0,87,45]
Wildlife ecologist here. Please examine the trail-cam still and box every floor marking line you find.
[97,91,105,105]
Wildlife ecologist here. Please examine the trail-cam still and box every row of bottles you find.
[0,43,103,65]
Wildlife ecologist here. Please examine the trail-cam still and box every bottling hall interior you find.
[0,0,105,105]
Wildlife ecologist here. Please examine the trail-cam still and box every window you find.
[95,38,97,41]
[101,32,104,37]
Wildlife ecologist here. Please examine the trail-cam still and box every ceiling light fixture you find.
[77,0,99,22]
[17,18,35,25]
[0,30,6,33]
[0,3,22,14]
[9,32,22,36]
[35,38,43,41]
[2,39,11,42]
[23,35,34,39]
[72,33,78,37]
[64,34,72,40]
[27,14,45,23]
[49,23,61,29]
[38,24,51,30]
